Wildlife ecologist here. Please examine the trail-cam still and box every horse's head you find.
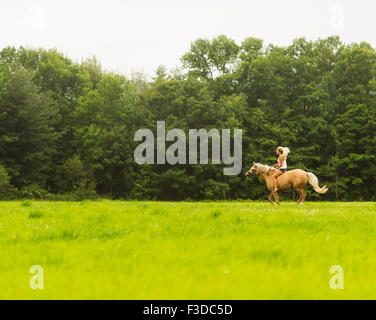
[245,162,258,178]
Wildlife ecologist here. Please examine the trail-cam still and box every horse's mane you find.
[255,163,275,175]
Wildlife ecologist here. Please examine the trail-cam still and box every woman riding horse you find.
[244,161,328,204]
[271,146,290,192]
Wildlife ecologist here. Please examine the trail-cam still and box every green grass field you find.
[1,200,376,299]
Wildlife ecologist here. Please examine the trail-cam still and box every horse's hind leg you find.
[295,187,306,205]
[269,193,274,205]
[300,188,307,204]
[295,188,302,204]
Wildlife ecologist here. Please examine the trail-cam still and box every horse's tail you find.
[306,172,328,194]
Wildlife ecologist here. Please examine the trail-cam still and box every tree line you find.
[0,35,375,201]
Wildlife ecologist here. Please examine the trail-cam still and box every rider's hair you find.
[277,146,290,157]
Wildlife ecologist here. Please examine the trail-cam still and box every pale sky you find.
[1,0,375,78]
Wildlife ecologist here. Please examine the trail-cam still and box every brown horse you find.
[245,162,328,205]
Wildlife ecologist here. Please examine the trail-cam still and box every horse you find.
[245,162,328,205]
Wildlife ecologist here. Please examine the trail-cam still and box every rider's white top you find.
[280,158,287,169]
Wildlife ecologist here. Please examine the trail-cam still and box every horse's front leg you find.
[269,192,274,205]
[272,191,280,205]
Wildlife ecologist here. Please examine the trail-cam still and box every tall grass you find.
[0,201,375,299]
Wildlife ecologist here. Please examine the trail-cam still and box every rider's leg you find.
[272,170,281,192]
[271,175,277,192]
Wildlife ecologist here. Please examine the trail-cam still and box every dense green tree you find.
[73,73,143,197]
[0,36,374,200]
[0,68,59,189]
